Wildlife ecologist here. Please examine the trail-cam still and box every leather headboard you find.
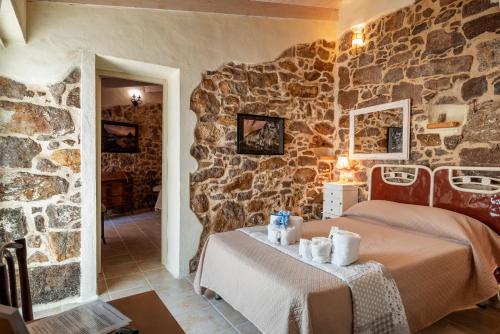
[432,166,500,234]
[369,164,432,206]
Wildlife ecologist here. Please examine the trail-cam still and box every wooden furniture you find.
[0,239,33,321]
[108,291,184,334]
[101,172,134,215]
[322,183,359,219]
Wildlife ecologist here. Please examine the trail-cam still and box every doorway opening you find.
[97,73,165,299]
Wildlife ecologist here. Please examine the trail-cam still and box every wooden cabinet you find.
[102,172,134,214]
[322,183,359,219]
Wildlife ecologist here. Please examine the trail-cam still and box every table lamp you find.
[335,156,352,184]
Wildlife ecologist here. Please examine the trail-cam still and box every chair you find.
[0,239,33,321]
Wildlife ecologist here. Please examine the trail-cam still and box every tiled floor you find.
[36,211,500,333]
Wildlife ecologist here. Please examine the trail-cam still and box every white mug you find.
[299,239,312,260]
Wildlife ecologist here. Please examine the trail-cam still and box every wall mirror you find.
[349,99,410,160]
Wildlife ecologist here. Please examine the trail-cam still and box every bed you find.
[194,165,500,334]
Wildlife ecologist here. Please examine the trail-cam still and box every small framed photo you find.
[237,114,285,155]
[387,127,403,153]
[102,121,139,153]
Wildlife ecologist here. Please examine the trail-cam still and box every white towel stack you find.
[288,216,303,241]
[331,230,361,266]
[267,225,281,244]
[280,227,296,246]
[311,237,332,263]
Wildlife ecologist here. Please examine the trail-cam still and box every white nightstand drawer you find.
[322,182,359,219]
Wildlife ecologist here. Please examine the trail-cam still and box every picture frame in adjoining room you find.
[237,114,285,155]
[102,120,139,153]
[387,127,403,153]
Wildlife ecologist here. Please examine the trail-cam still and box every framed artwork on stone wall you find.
[102,120,139,153]
[387,127,403,153]
[237,114,285,155]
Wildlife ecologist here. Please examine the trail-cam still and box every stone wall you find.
[189,0,499,270]
[101,103,162,210]
[0,69,82,304]
[336,0,499,198]
[189,40,337,270]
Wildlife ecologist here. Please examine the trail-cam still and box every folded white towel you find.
[288,216,303,241]
[299,239,312,260]
[280,227,296,246]
[269,214,281,226]
[267,225,281,244]
[311,237,332,263]
[331,231,361,266]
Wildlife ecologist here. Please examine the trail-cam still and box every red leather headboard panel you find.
[370,165,432,206]
[433,168,500,234]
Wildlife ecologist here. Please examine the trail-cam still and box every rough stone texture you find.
[0,208,27,243]
[29,263,80,304]
[46,204,81,229]
[50,149,81,172]
[0,69,81,306]
[101,103,162,210]
[0,136,42,168]
[189,40,336,270]
[48,231,81,261]
[334,0,499,199]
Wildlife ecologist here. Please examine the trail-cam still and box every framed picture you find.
[237,114,284,155]
[387,127,403,153]
[102,121,139,153]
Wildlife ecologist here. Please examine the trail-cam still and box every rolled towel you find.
[331,230,361,266]
[269,214,282,226]
[280,227,296,246]
[311,237,332,263]
[267,225,281,244]
[299,239,312,260]
[288,216,303,241]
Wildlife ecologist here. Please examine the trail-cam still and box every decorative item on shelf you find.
[335,155,352,184]
[129,88,142,107]
[424,103,466,134]
[351,25,364,55]
[270,209,290,228]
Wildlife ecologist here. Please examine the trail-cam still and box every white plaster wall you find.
[101,86,163,108]
[0,2,336,278]
[337,0,413,33]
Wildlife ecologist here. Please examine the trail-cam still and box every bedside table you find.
[322,183,359,219]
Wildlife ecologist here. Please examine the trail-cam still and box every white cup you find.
[280,227,296,246]
[299,239,312,260]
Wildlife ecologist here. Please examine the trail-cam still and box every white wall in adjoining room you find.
[0,1,337,286]
[337,0,413,33]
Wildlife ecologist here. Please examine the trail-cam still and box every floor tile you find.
[160,293,211,317]
[418,319,475,334]
[213,301,248,327]
[106,273,151,294]
[102,261,141,279]
[174,305,232,334]
[446,307,500,333]
[109,286,152,300]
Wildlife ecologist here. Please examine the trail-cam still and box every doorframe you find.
[95,69,167,274]
[80,52,181,303]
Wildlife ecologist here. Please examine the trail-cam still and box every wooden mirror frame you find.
[349,99,410,161]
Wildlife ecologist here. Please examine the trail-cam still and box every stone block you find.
[0,173,69,201]
[0,208,27,243]
[29,263,80,304]
[0,136,41,168]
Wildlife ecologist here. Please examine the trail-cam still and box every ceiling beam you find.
[31,0,338,21]
[0,0,27,44]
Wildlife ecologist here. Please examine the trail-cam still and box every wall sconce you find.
[351,25,364,55]
[335,155,353,184]
[129,89,142,107]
